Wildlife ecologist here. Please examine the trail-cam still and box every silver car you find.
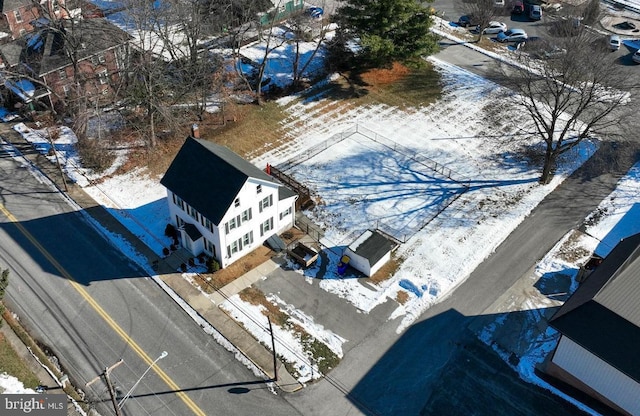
[497,28,528,43]
[482,21,508,34]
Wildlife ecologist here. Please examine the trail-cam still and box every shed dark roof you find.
[549,232,640,383]
[160,137,279,225]
[348,230,393,266]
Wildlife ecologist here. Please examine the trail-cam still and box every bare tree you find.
[286,3,331,89]
[500,32,637,184]
[114,0,223,146]
[228,0,288,104]
[461,0,497,41]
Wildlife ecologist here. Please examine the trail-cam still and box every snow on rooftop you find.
[348,230,373,252]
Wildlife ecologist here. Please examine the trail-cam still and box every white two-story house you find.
[160,136,297,268]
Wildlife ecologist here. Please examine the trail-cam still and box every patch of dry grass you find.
[369,254,403,285]
[555,230,591,263]
[201,246,273,291]
[0,332,40,389]
[236,286,340,376]
[239,287,289,326]
[396,290,409,305]
[325,61,442,110]
[207,101,288,159]
[2,311,87,409]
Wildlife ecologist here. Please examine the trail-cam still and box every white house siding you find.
[276,194,296,233]
[167,178,295,268]
[369,251,391,276]
[219,179,281,268]
[552,336,640,415]
[344,249,371,276]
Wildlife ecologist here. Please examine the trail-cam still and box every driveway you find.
[254,253,397,355]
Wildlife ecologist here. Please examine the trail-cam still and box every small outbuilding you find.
[344,230,394,277]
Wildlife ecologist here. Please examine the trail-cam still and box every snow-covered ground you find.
[0,374,37,394]
[3,12,640,412]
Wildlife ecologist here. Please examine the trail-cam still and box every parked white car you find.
[632,49,640,63]
[497,28,528,43]
[609,35,621,51]
[482,21,508,34]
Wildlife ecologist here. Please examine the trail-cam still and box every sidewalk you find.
[0,123,303,394]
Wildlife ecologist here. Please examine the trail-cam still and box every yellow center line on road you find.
[0,203,206,416]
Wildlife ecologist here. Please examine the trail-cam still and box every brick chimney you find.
[191,123,199,138]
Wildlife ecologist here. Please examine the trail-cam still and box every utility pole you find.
[46,128,68,192]
[268,317,278,381]
[87,359,124,416]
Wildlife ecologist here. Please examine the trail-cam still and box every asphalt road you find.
[0,148,296,415]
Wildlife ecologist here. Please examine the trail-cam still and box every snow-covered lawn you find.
[283,127,469,245]
[5,14,640,408]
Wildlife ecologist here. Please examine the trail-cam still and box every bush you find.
[206,257,220,273]
[164,223,178,239]
[76,136,116,174]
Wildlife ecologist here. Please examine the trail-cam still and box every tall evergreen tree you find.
[336,0,438,67]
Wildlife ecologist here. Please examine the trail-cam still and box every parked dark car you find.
[512,1,525,14]
[457,15,478,27]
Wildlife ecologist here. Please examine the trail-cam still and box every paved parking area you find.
[254,253,397,356]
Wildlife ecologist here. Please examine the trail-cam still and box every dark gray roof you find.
[38,18,130,75]
[348,230,393,266]
[0,41,24,67]
[549,232,640,383]
[2,0,31,12]
[161,136,279,225]
[1,0,82,13]
[183,223,202,241]
[279,183,296,201]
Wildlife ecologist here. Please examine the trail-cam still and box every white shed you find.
[344,230,393,277]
